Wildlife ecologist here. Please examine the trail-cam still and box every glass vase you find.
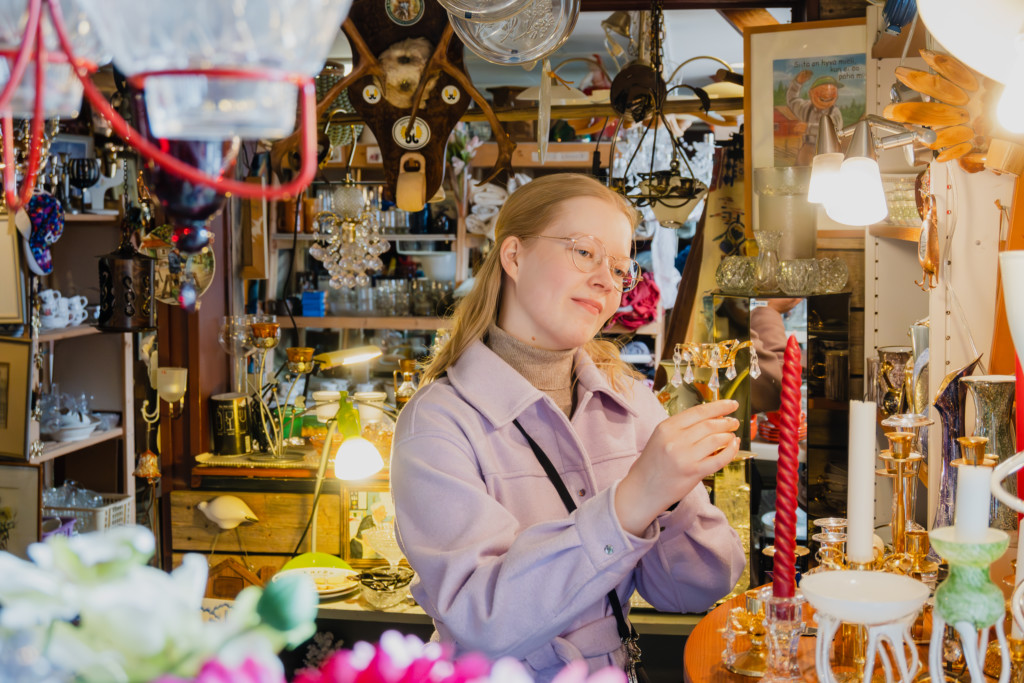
[962,375,1017,532]
[754,231,781,295]
[931,357,982,532]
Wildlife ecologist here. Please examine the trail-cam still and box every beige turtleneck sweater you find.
[485,324,575,417]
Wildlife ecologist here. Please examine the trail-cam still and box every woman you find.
[391,174,746,681]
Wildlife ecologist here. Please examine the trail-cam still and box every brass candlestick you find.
[879,432,922,574]
[723,588,769,677]
[671,340,760,402]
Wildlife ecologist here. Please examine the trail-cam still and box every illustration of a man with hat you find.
[788,69,844,165]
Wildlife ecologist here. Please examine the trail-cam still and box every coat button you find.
[578,488,586,497]
[604,544,615,555]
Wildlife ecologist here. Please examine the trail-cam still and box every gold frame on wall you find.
[743,17,868,232]
[0,337,32,458]
[341,482,399,569]
[0,460,42,560]
[0,215,26,325]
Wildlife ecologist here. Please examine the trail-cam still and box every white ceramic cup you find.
[70,309,88,325]
[39,289,61,316]
[41,310,70,329]
[67,295,88,311]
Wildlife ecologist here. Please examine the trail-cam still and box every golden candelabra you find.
[879,432,923,574]
[671,340,761,402]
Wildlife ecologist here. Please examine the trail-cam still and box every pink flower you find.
[154,658,286,683]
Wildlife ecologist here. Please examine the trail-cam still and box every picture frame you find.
[0,461,42,560]
[0,337,33,458]
[341,483,396,568]
[743,18,868,229]
[0,214,25,325]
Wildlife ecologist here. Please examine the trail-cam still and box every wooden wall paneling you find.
[159,210,232,569]
[170,490,342,556]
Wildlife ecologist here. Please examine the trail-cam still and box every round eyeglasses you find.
[534,234,641,293]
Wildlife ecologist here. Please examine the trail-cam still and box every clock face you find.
[385,0,424,26]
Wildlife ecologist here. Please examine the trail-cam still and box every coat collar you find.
[446,340,639,428]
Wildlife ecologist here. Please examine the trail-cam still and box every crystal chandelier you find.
[310,206,389,290]
[0,0,353,210]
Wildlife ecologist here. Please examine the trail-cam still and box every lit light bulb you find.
[997,32,1024,134]
[824,157,888,226]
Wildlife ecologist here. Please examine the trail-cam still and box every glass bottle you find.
[396,372,418,412]
[753,230,781,295]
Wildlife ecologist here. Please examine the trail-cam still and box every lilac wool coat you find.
[391,341,746,682]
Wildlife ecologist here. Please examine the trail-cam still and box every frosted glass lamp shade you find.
[999,251,1024,360]
[75,0,353,140]
[334,436,385,480]
[824,157,888,226]
[156,367,188,403]
[808,152,844,204]
[917,0,1023,83]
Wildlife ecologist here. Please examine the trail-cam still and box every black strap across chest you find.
[512,419,637,643]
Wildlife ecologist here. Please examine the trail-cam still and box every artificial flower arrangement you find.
[0,526,629,683]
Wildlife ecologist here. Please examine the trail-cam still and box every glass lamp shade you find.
[0,0,110,117]
[917,0,1023,83]
[997,38,1024,134]
[75,0,354,140]
[156,367,188,403]
[807,152,844,204]
[332,184,365,221]
[334,436,385,480]
[824,157,888,226]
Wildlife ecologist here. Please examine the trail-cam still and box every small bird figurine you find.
[197,495,258,530]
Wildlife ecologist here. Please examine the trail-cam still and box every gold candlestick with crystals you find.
[670,340,760,402]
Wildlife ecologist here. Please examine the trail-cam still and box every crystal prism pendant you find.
[709,370,720,393]
[726,363,737,380]
[671,366,683,387]
[750,352,761,379]
[683,362,694,384]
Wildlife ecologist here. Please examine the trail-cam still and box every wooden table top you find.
[683,589,818,683]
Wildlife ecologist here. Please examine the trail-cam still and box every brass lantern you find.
[98,212,156,332]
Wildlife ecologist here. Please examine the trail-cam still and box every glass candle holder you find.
[762,590,806,683]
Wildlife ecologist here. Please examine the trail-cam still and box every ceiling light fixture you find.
[0,0,353,210]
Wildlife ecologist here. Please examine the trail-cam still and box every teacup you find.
[69,308,88,326]
[40,310,70,329]
[39,289,61,317]
[66,295,88,311]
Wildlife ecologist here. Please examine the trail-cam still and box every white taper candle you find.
[954,464,992,542]
[846,400,877,564]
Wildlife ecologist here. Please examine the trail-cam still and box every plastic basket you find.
[43,493,134,533]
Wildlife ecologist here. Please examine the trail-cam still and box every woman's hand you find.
[615,400,741,536]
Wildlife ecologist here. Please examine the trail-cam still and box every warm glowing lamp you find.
[824,121,888,226]
[918,0,1024,134]
[334,436,385,480]
[314,345,383,370]
[807,116,844,205]
[154,366,187,418]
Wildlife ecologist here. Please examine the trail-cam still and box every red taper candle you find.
[773,335,802,598]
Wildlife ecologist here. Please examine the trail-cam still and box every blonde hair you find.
[422,174,643,392]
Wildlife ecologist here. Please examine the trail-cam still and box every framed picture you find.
[743,18,867,228]
[0,337,32,458]
[0,461,42,559]
[342,483,396,567]
[0,215,25,325]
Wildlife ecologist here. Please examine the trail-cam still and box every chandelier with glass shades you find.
[0,0,353,210]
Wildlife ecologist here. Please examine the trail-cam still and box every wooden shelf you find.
[328,141,611,171]
[281,316,451,331]
[38,324,102,342]
[271,233,456,243]
[65,212,120,223]
[868,225,921,242]
[31,427,125,464]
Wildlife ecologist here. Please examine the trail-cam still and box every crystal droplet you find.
[683,363,694,384]
[709,370,720,392]
[750,353,761,379]
[726,364,737,380]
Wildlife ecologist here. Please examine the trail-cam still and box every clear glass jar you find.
[753,230,781,295]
